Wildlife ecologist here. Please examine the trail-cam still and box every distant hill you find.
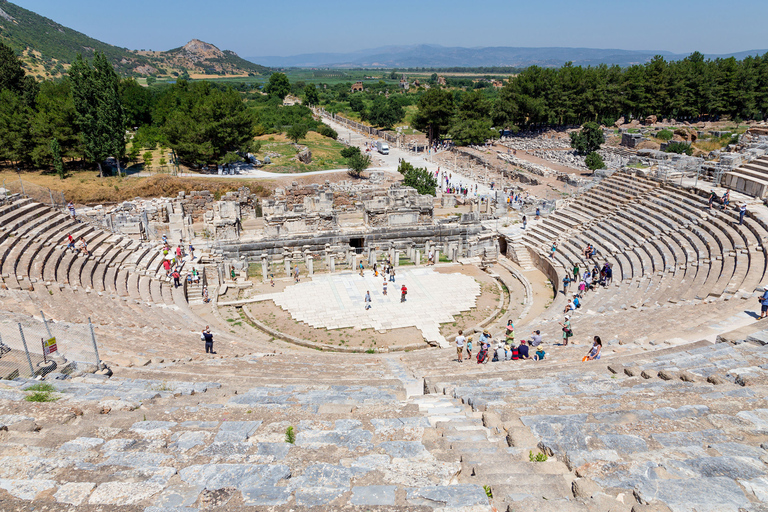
[0,0,269,78]
[249,44,768,69]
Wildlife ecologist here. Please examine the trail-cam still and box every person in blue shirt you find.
[573,295,581,309]
[760,287,768,319]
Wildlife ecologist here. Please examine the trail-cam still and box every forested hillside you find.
[0,1,268,78]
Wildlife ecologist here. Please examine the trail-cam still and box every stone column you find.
[284,258,291,277]
[261,254,269,282]
[415,250,421,266]
[434,249,440,265]
[394,250,399,266]
[330,255,335,273]
[390,248,396,265]
[307,256,314,276]
[369,249,377,267]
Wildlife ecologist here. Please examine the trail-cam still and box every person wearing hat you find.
[505,320,515,345]
[740,204,747,225]
[202,326,215,354]
[517,339,531,359]
[479,330,492,345]
[559,315,573,346]
[530,330,543,347]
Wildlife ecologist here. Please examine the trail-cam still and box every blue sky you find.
[12,0,768,57]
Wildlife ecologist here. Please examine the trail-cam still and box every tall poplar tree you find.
[69,52,125,177]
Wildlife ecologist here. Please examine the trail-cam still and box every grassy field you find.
[255,132,349,173]
[1,170,273,205]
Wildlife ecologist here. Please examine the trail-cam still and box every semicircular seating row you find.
[0,198,207,340]
[522,171,768,308]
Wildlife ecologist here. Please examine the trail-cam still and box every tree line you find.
[414,52,768,144]
[0,48,335,175]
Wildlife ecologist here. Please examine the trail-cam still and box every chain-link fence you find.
[0,312,100,379]
[1,177,66,207]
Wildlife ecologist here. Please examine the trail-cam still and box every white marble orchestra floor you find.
[256,267,481,347]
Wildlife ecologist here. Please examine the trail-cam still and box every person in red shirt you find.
[400,285,407,302]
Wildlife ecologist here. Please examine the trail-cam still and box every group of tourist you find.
[66,233,90,257]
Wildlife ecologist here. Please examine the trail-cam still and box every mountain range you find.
[248,44,768,69]
[0,0,268,78]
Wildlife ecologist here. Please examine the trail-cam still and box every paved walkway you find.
[242,268,480,348]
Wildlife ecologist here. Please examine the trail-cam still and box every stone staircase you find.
[723,155,768,198]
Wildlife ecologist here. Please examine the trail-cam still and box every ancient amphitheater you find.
[3,148,768,512]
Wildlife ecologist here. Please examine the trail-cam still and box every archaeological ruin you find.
[2,120,768,511]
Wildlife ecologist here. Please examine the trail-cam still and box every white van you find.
[376,141,389,155]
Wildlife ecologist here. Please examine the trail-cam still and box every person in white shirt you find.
[455,330,466,362]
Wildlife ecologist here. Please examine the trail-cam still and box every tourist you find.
[535,207,540,219]
[583,336,602,361]
[67,201,76,219]
[564,299,575,314]
[270,275,275,287]
[203,286,210,303]
[359,261,364,277]
[466,336,473,360]
[66,234,75,251]
[517,339,530,359]
[573,294,581,309]
[400,284,407,302]
[573,263,580,282]
[759,286,768,319]
[203,327,215,354]
[530,330,543,347]
[364,290,371,310]
[708,190,717,209]
[163,258,171,276]
[172,269,181,288]
[578,279,586,298]
[550,242,557,259]
[505,320,515,345]
[176,245,183,261]
[294,265,299,283]
[232,267,238,281]
[188,243,195,261]
[562,274,571,294]
[522,215,527,229]
[479,330,492,345]
[721,190,730,210]
[382,280,387,296]
[428,250,434,265]
[390,268,396,283]
[604,263,613,285]
[534,346,546,361]
[79,237,89,256]
[493,340,507,362]
[560,315,573,346]
[455,330,466,362]
[740,204,747,225]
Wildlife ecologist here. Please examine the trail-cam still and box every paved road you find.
[174,115,495,198]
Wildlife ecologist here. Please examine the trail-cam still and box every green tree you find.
[663,141,693,155]
[340,146,361,158]
[0,89,33,166]
[656,129,673,141]
[413,88,454,143]
[348,94,365,113]
[304,84,319,106]
[569,122,604,156]
[368,96,404,128]
[347,151,371,178]
[265,72,290,100]
[398,160,438,196]
[286,123,308,144]
[50,138,65,179]
[0,42,38,106]
[127,143,140,163]
[69,52,126,177]
[145,76,156,87]
[584,152,606,171]
[160,81,254,165]
[143,151,153,170]
[31,80,81,167]
[451,90,498,145]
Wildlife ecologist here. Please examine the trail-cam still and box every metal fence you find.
[315,109,398,143]
[1,177,66,207]
[0,312,100,379]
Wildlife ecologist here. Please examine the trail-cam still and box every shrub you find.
[24,382,58,402]
[656,129,673,141]
[663,141,693,156]
[316,123,338,140]
[529,450,548,462]
[585,152,606,171]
